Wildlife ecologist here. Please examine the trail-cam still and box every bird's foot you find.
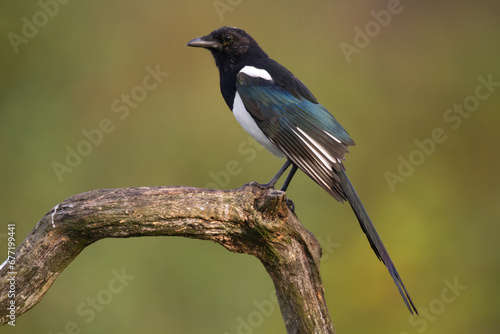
[246,181,277,190]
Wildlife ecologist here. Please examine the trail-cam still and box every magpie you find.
[187,26,417,315]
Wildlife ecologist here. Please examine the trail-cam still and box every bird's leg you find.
[281,164,298,213]
[257,160,292,189]
[252,160,297,213]
[280,164,298,192]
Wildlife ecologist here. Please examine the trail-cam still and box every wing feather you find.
[236,71,354,201]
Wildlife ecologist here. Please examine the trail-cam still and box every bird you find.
[187,26,417,315]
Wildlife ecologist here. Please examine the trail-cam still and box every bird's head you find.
[187,26,268,70]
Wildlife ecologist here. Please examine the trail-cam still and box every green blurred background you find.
[1,1,499,333]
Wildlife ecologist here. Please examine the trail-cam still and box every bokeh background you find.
[1,1,499,333]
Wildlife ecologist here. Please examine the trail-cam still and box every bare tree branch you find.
[0,184,335,333]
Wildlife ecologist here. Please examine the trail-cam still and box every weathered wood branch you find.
[0,184,335,333]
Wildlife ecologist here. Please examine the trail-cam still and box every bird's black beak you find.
[187,35,219,49]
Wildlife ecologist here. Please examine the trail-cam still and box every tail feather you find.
[338,169,418,315]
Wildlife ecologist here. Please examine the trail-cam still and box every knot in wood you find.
[253,189,288,219]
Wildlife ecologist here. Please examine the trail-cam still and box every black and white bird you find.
[187,26,417,315]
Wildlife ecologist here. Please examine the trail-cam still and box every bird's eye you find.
[223,34,233,43]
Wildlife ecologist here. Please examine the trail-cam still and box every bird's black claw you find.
[286,198,295,213]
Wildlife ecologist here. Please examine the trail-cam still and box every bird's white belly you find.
[232,92,285,158]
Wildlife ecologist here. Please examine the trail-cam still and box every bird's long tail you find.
[337,169,418,315]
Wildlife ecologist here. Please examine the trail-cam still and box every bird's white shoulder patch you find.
[239,66,273,82]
